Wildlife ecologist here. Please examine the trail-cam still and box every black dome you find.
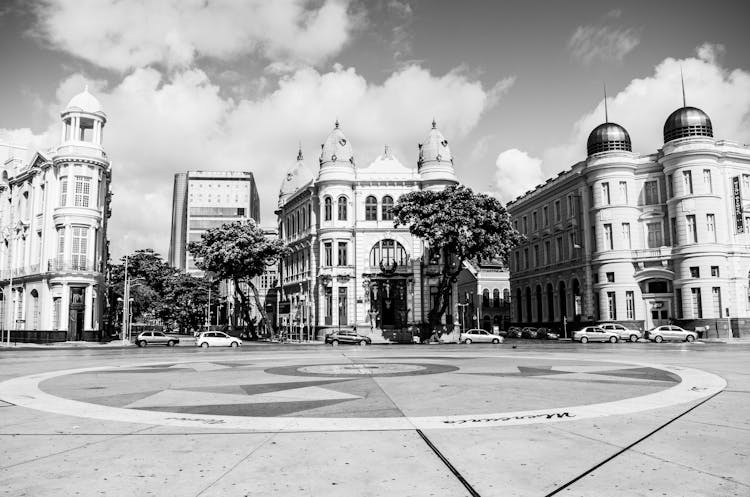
[587,122,632,156]
[663,106,713,143]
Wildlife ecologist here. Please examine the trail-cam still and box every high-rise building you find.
[168,171,260,273]
[0,87,111,341]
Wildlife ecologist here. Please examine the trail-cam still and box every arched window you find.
[482,289,490,307]
[365,196,377,221]
[324,196,332,221]
[503,289,510,302]
[382,195,394,221]
[369,239,408,267]
[337,196,347,221]
[493,289,500,307]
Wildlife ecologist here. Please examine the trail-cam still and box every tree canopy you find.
[393,185,524,327]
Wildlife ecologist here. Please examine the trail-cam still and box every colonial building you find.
[0,87,111,341]
[276,120,458,341]
[507,100,750,338]
[456,259,511,332]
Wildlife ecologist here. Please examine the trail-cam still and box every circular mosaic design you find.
[0,354,726,432]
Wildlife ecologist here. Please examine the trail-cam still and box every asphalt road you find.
[0,341,748,496]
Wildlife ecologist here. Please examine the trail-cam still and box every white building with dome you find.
[507,98,750,338]
[276,120,459,341]
[0,86,111,341]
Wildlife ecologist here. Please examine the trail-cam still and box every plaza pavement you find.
[0,341,748,496]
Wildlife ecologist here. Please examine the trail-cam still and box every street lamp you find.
[457,302,469,333]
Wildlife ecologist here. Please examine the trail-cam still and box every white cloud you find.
[32,0,358,71]
[568,19,640,64]
[494,149,545,203]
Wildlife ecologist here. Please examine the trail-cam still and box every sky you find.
[1,0,749,259]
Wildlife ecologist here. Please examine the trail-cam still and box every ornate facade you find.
[507,102,750,338]
[276,121,458,341]
[0,87,111,340]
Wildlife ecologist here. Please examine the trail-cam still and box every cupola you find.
[587,122,632,155]
[663,106,713,143]
[319,120,354,167]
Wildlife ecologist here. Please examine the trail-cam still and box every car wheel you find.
[686,335,695,342]
[654,335,663,343]
[167,340,175,347]
[231,341,239,348]
[492,338,499,344]
[465,338,472,344]
[138,340,147,347]
[331,339,339,347]
[629,335,638,343]
[580,336,588,343]
[359,340,367,346]
[609,336,618,343]
[200,342,209,348]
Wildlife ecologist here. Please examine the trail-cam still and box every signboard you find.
[278,302,290,314]
[733,176,744,233]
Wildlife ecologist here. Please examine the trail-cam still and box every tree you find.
[158,272,216,334]
[393,185,524,328]
[188,220,288,339]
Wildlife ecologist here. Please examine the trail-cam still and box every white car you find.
[646,325,697,343]
[196,331,242,348]
[573,326,619,343]
[460,329,503,344]
[599,323,643,342]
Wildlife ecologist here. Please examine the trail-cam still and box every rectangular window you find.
[555,200,561,221]
[338,287,348,325]
[622,222,631,249]
[607,292,617,320]
[667,175,673,198]
[601,182,610,205]
[686,215,697,243]
[626,291,635,319]
[691,288,703,318]
[591,226,597,252]
[619,181,628,204]
[532,212,538,231]
[683,170,693,194]
[524,248,529,269]
[59,176,68,206]
[522,216,528,234]
[569,232,578,254]
[52,297,61,330]
[671,217,677,245]
[690,267,700,278]
[337,242,347,266]
[703,169,713,193]
[556,237,563,261]
[514,251,520,271]
[644,180,659,205]
[543,206,549,226]
[711,266,720,277]
[57,227,65,262]
[74,176,91,207]
[325,287,333,325]
[544,240,550,265]
[604,224,613,250]
[568,195,576,217]
[712,287,722,318]
[676,289,684,319]
[647,222,663,248]
[513,220,518,231]
[706,214,716,242]
[324,242,332,266]
[533,244,539,267]
[593,292,600,321]
[606,272,615,283]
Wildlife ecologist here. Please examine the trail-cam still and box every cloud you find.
[494,149,545,203]
[31,0,358,71]
[568,15,640,64]
[1,63,507,258]
[494,44,750,203]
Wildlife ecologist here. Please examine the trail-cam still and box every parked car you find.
[325,330,372,346]
[521,327,538,339]
[536,327,559,340]
[196,331,242,348]
[507,326,522,338]
[573,326,619,343]
[599,323,643,342]
[134,331,179,347]
[460,329,504,344]
[646,325,697,343]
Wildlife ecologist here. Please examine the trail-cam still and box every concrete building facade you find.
[507,102,750,338]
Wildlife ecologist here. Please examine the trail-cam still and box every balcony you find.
[632,246,672,261]
[48,258,98,273]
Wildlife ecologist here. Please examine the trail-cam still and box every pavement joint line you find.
[543,390,724,497]
[416,429,481,497]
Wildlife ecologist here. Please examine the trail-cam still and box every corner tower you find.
[418,119,458,191]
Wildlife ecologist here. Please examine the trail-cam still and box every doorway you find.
[69,287,85,340]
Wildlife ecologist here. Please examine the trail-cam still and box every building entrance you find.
[369,279,408,329]
[68,287,85,340]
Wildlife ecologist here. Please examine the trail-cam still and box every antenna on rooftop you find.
[603,82,609,122]
[680,67,687,107]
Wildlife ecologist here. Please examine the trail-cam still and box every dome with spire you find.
[279,147,315,205]
[65,85,104,115]
[587,122,632,156]
[418,119,452,166]
[320,120,354,166]
[663,106,713,143]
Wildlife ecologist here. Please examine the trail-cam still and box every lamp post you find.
[457,302,468,333]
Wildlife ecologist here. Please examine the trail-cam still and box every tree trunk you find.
[233,278,258,340]
[246,280,271,337]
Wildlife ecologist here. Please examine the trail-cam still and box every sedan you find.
[325,330,372,346]
[134,331,179,347]
[646,325,697,343]
[460,329,504,344]
[573,326,619,343]
[599,323,643,342]
[507,326,522,338]
[196,331,242,348]
[536,327,559,340]
[521,327,538,339]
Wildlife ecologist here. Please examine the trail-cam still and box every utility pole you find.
[6,198,13,346]
[121,255,128,344]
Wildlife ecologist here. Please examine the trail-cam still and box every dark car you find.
[325,330,372,346]
[521,327,538,339]
[536,327,559,340]
[507,326,522,338]
[134,331,180,347]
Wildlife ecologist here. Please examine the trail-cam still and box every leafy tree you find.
[393,185,524,328]
[188,220,288,339]
[158,272,216,333]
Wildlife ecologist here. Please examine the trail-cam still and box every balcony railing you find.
[632,247,672,260]
[48,258,97,273]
